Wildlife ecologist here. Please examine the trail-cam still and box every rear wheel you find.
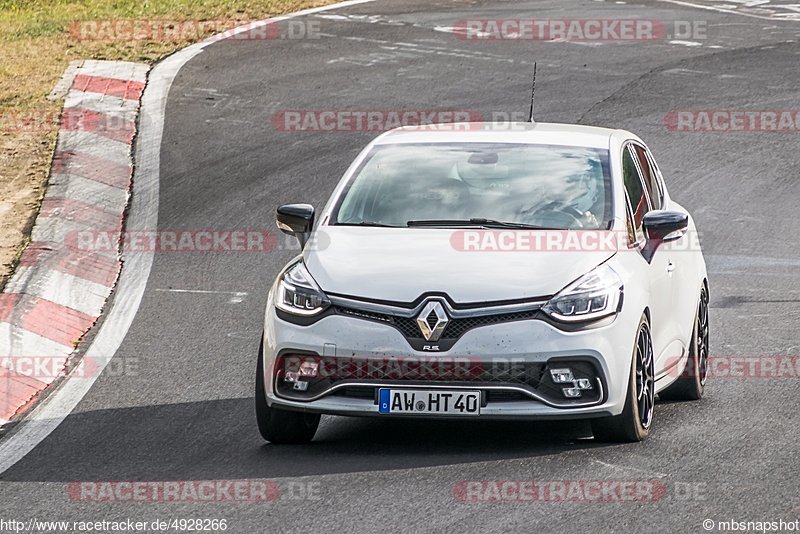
[591,315,654,442]
[255,344,320,444]
[659,286,709,401]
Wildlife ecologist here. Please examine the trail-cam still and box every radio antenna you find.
[528,62,537,122]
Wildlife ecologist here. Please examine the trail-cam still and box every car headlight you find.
[542,264,622,323]
[275,262,330,316]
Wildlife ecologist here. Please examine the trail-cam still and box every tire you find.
[591,315,654,443]
[255,343,320,444]
[659,285,709,401]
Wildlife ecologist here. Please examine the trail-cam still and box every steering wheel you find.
[519,201,586,229]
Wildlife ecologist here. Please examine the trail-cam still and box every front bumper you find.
[261,293,641,420]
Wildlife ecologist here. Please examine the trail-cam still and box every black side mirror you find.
[277,204,314,248]
[642,210,688,242]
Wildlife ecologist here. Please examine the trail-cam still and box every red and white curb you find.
[0,60,148,426]
[0,0,376,473]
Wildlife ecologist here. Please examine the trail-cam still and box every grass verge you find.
[0,0,337,285]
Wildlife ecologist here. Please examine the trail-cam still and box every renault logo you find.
[416,301,449,342]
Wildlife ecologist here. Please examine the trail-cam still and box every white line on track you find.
[656,0,800,21]
[669,40,704,47]
[0,0,377,475]
[155,288,248,303]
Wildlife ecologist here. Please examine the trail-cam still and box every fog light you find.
[293,381,309,391]
[550,368,574,384]
[299,361,319,378]
[562,387,582,398]
[575,378,593,390]
[284,371,299,383]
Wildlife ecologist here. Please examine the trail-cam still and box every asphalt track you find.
[2,0,800,532]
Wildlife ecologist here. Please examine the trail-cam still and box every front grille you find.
[390,316,420,338]
[336,306,539,341]
[441,310,539,338]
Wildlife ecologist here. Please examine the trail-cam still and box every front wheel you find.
[591,315,654,442]
[255,343,320,444]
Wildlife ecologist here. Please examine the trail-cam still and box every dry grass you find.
[0,0,335,285]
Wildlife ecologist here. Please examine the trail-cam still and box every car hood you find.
[303,227,617,303]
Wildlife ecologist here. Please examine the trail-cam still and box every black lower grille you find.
[485,390,527,402]
[275,353,605,408]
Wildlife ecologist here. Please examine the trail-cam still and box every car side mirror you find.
[641,210,688,263]
[642,210,688,242]
[277,204,314,249]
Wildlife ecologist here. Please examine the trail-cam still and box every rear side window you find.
[622,146,649,242]
[632,144,662,210]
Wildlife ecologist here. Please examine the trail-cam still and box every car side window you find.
[623,191,637,246]
[632,144,662,210]
[622,145,650,243]
[645,149,666,207]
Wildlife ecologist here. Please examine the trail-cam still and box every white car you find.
[255,122,709,443]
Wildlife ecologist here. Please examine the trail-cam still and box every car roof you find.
[373,122,631,150]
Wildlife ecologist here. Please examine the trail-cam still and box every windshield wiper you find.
[406,218,553,230]
[336,221,405,228]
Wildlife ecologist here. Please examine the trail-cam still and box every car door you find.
[640,144,697,353]
[621,143,676,372]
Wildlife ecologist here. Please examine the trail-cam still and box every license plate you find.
[378,389,481,416]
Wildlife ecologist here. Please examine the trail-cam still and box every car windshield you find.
[332,143,613,229]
